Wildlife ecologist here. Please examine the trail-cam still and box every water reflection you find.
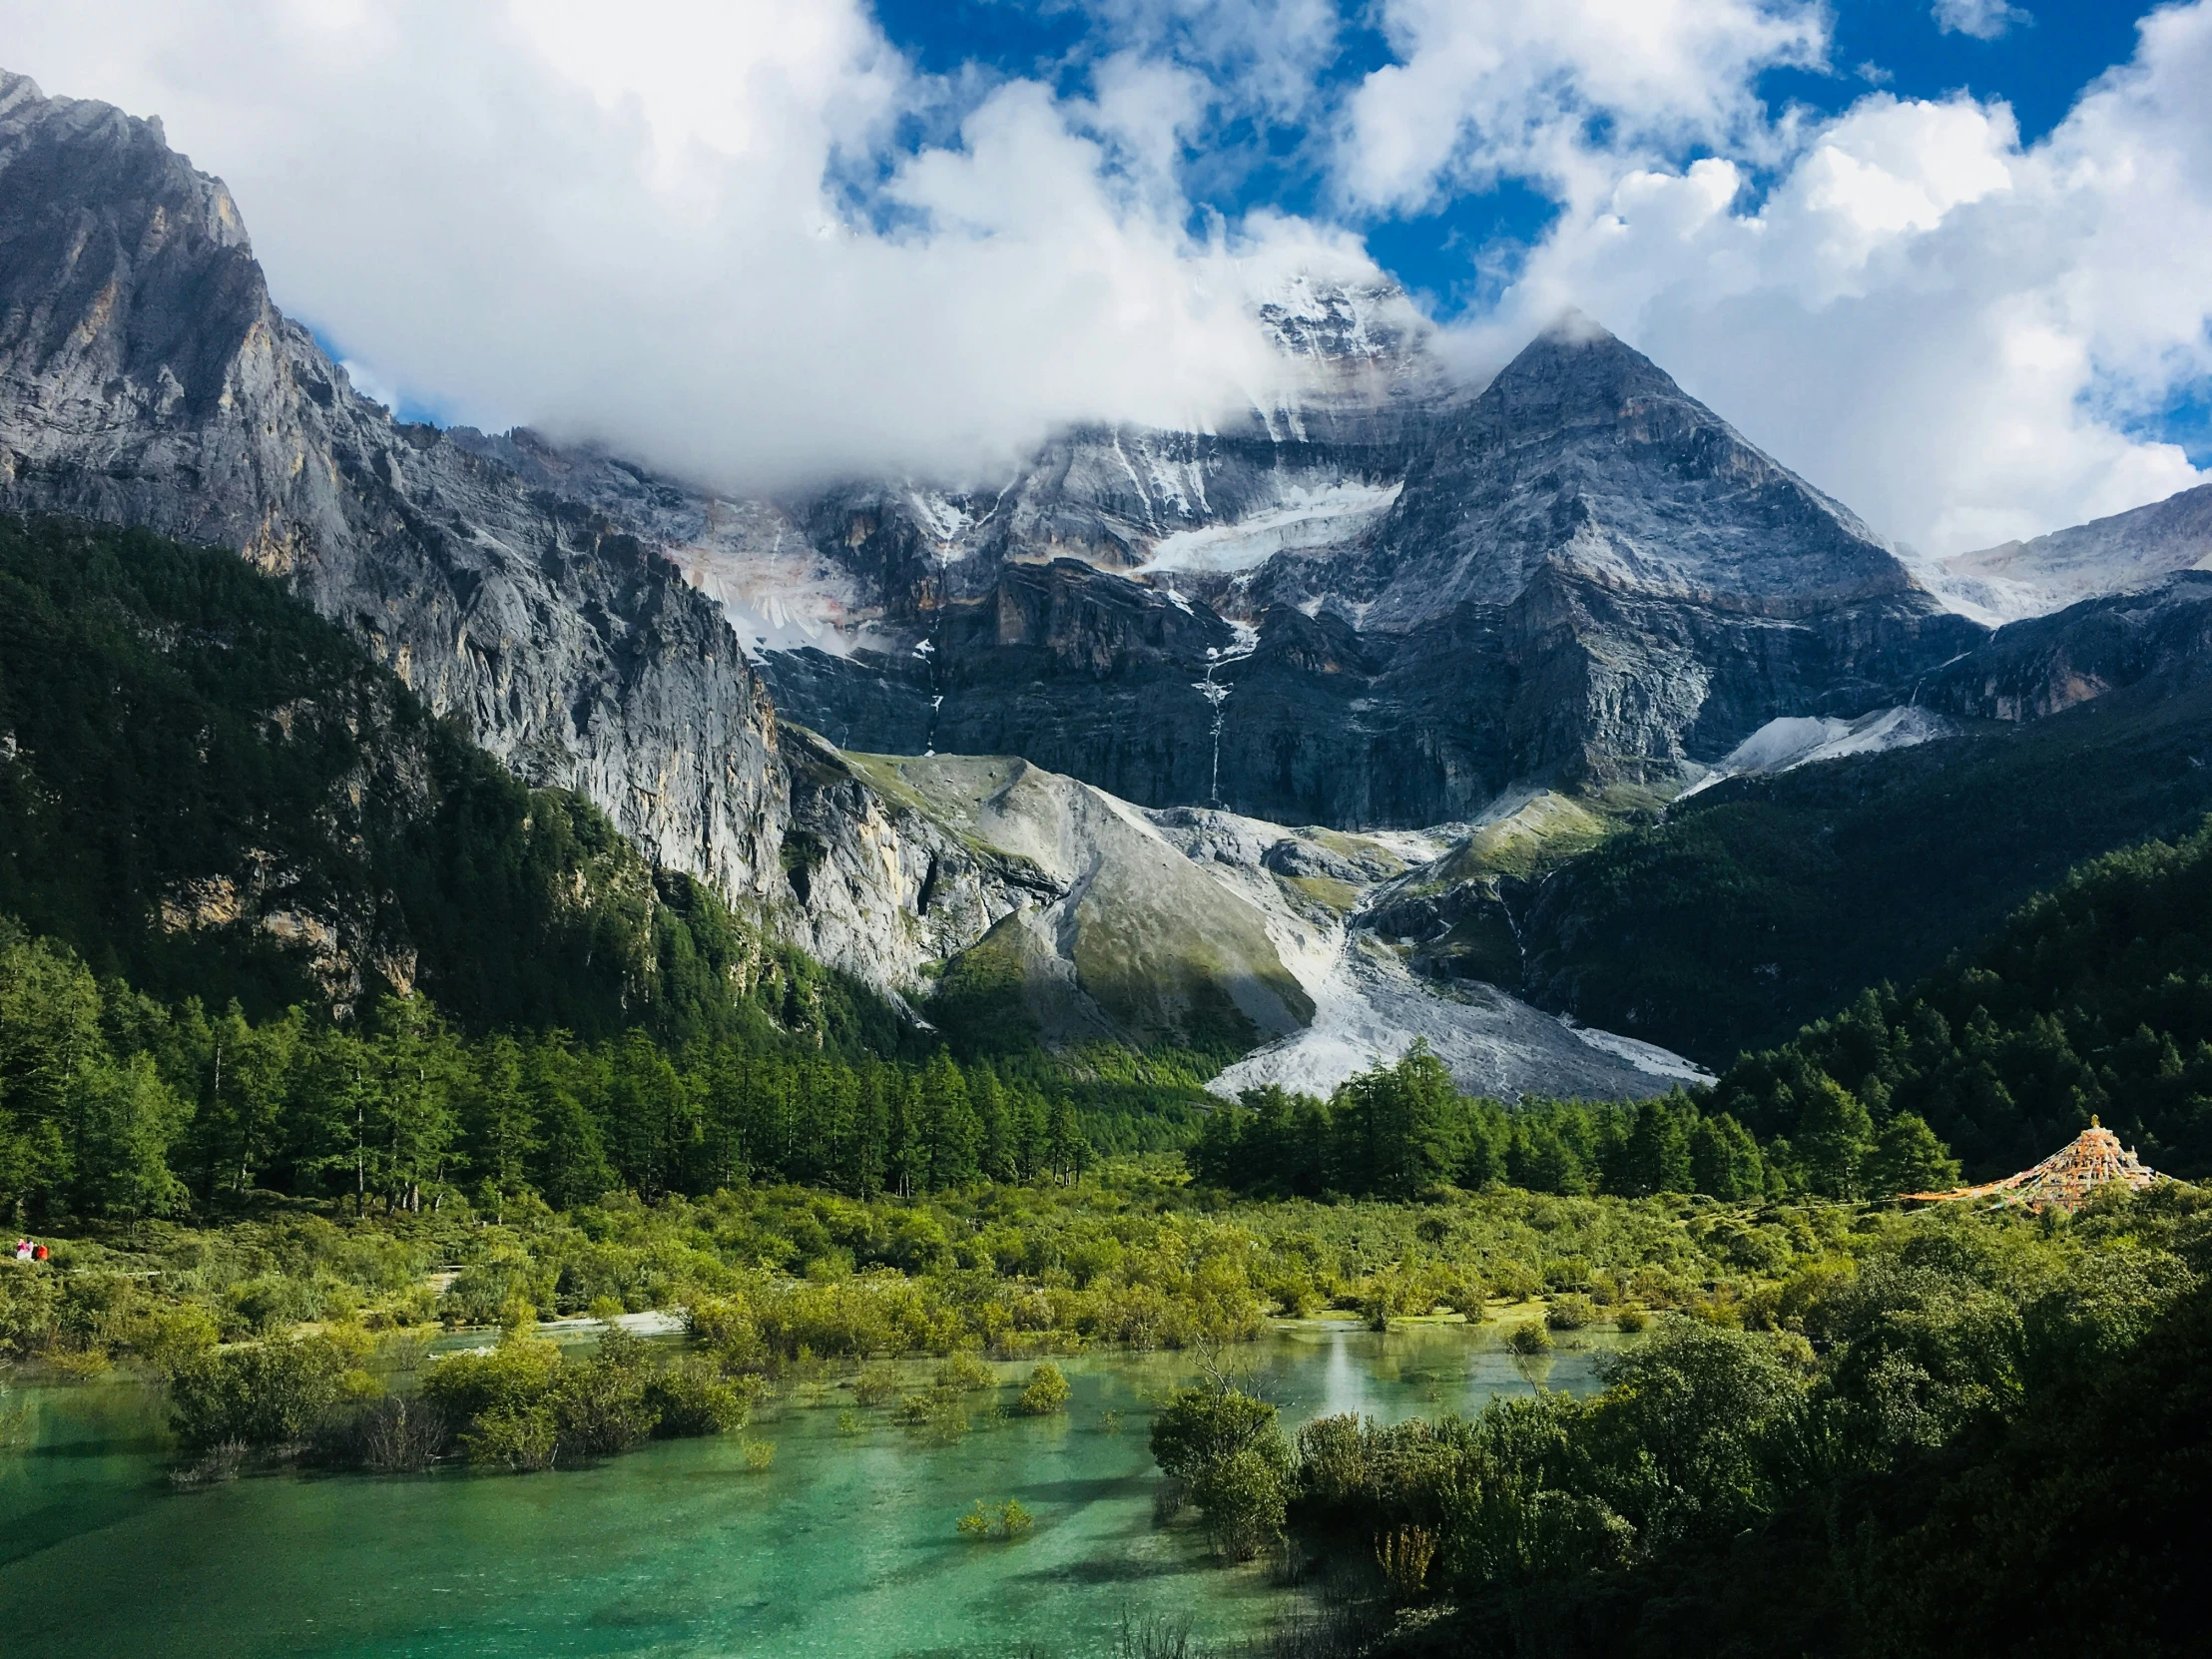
[0,1318,1631,1659]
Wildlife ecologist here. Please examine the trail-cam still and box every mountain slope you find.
[1516,675,2212,1063]
[0,69,1066,1007]
[1917,479,2212,625]
[752,322,1985,826]
[827,753,1692,1099]
[1704,815,2212,1179]
[0,72,788,909]
[0,513,895,1047]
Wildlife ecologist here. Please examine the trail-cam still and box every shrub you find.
[168,1336,350,1450]
[852,1362,901,1406]
[957,1498,1035,1540]
[1017,1363,1071,1415]
[896,1384,971,1441]
[1150,1384,1292,1560]
[1507,1323,1554,1357]
[1546,1294,1597,1332]
[419,1335,565,1468]
[553,1328,660,1458]
[1489,1262,1542,1302]
[647,1355,752,1437]
[223,1276,324,1338]
[464,1403,559,1471]
[934,1351,996,1392]
[1615,1305,1651,1334]
[127,1305,220,1375]
[319,1393,451,1472]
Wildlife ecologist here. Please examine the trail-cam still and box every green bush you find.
[550,1328,660,1458]
[1150,1383,1292,1560]
[852,1362,901,1406]
[1507,1322,1554,1356]
[934,1351,997,1392]
[647,1356,753,1437]
[224,1276,325,1338]
[1016,1362,1071,1415]
[1546,1294,1598,1332]
[168,1336,351,1450]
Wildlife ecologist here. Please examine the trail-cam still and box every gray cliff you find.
[0,71,1049,998]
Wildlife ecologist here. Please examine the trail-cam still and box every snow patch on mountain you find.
[1136,805,1693,1102]
[1139,481,1402,575]
[1558,1018,1715,1083]
[1908,481,2212,626]
[673,516,881,657]
[1679,706,1955,800]
[1208,937,1689,1103]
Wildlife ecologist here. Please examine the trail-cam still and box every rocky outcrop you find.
[1926,571,2212,722]
[1916,481,2212,626]
[0,72,793,910]
[755,323,1986,826]
[0,70,1078,1006]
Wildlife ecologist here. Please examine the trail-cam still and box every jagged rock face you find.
[1926,571,2212,722]
[775,729,1068,995]
[1916,481,2212,627]
[0,75,799,932]
[0,75,800,909]
[749,325,1984,826]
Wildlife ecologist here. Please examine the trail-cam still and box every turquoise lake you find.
[0,1320,1627,1658]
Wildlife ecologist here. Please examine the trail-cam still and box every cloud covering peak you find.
[2,0,2208,553]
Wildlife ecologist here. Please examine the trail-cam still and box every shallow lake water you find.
[0,1318,1628,1658]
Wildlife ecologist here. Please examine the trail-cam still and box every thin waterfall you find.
[914,635,941,756]
[1196,649,1232,806]
[1189,619,1259,809]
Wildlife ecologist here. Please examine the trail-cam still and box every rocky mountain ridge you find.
[14,67,2212,1097]
[0,69,1065,1005]
[1916,480,2212,626]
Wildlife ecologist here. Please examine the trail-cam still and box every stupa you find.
[1903,1119,2164,1214]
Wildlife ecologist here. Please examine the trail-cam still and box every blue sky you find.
[868,0,2172,320]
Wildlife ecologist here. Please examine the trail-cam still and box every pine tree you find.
[920,1052,979,1190]
[1793,1077,1877,1199]
[366,996,461,1213]
[462,1034,538,1219]
[1866,1111,1961,1195]
[1688,1112,1763,1201]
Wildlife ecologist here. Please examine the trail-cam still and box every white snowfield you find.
[1207,937,1707,1104]
[1139,481,1402,575]
[1676,705,1953,801]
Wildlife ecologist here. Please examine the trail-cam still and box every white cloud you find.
[1339,0,1829,213]
[1933,0,2033,43]
[1390,4,2212,553]
[3,0,2208,559]
[0,0,1351,489]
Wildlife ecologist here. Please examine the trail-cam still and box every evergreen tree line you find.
[1708,816,2212,1183]
[1193,1046,1961,1202]
[0,923,1095,1225]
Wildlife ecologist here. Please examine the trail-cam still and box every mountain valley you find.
[4,68,2212,1109]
